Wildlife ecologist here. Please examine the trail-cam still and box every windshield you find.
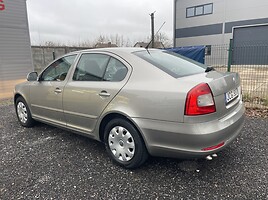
[133,50,206,78]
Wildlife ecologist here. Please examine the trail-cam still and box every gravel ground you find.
[0,104,267,200]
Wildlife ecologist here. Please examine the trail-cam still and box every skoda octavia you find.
[14,48,245,168]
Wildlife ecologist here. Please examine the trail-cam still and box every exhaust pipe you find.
[205,153,218,160]
[206,155,213,160]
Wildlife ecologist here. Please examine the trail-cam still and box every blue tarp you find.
[165,46,205,64]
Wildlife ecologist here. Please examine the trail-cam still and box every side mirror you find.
[27,72,38,81]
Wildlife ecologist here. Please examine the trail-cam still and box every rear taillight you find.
[185,83,216,115]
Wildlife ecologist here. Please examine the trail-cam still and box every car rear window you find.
[133,50,206,78]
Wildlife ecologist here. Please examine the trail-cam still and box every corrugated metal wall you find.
[0,0,33,99]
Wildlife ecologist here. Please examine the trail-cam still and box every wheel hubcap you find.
[119,140,124,147]
[17,102,28,123]
[108,126,135,162]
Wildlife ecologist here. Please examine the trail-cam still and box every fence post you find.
[64,46,68,54]
[42,47,45,67]
[227,39,233,72]
[52,50,56,60]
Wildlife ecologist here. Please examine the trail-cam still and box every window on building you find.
[186,7,195,18]
[195,6,203,16]
[186,3,213,18]
[204,4,213,14]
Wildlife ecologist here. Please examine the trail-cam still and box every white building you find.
[174,0,268,47]
[0,0,32,99]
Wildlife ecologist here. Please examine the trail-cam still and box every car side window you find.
[73,54,110,81]
[40,55,77,81]
[103,57,128,82]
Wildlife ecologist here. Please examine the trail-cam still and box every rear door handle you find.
[54,88,62,94]
[99,91,111,97]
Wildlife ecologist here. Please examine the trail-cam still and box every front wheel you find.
[104,118,148,169]
[15,97,35,127]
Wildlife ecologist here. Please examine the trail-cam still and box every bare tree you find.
[44,41,64,47]
[76,40,94,48]
[92,34,133,47]
[155,32,172,48]
[96,35,107,44]
[36,33,143,48]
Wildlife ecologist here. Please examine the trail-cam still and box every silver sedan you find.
[14,48,245,168]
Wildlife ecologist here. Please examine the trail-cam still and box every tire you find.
[15,97,35,127]
[104,118,148,169]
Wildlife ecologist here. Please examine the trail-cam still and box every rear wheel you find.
[104,118,148,169]
[15,97,35,127]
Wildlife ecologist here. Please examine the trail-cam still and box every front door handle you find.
[54,88,62,94]
[99,90,111,97]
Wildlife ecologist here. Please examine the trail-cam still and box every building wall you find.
[174,0,268,46]
[0,0,32,99]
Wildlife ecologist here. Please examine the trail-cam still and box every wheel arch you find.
[98,112,148,149]
[14,93,23,104]
[14,93,29,107]
[14,93,33,116]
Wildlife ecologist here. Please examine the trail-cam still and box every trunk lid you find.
[206,71,240,96]
[180,71,242,123]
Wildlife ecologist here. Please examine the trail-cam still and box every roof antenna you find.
[145,21,166,50]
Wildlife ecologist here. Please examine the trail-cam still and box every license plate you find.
[225,88,239,104]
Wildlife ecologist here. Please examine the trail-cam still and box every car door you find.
[30,54,77,126]
[63,52,130,133]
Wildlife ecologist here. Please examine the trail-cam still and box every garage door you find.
[232,25,268,65]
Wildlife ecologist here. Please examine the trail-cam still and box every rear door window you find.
[73,54,110,81]
[103,57,128,82]
[73,53,128,82]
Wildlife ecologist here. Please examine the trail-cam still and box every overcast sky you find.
[26,0,174,46]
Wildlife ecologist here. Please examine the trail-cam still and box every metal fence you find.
[205,44,268,109]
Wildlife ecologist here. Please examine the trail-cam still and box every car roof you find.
[71,47,163,55]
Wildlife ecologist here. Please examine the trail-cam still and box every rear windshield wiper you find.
[205,66,215,72]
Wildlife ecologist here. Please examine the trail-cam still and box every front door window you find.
[40,55,77,81]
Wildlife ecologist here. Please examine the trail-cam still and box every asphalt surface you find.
[0,104,267,200]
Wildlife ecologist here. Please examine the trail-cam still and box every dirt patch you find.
[245,107,268,119]
[0,98,13,107]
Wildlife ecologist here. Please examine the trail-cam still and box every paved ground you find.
[0,79,25,99]
[0,104,267,200]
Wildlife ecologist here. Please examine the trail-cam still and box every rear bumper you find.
[132,102,245,159]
